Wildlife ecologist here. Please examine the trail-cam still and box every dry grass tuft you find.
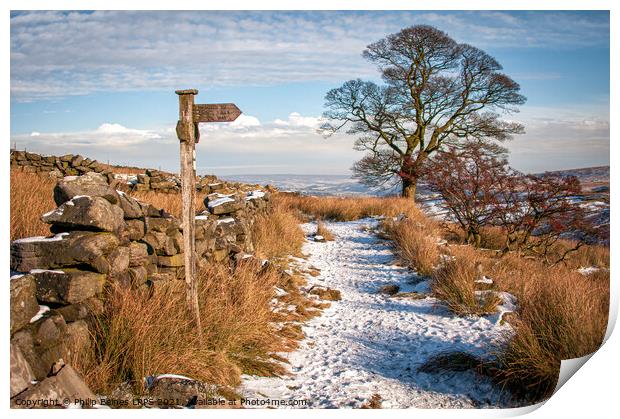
[128,189,211,219]
[309,287,342,301]
[253,203,305,261]
[443,224,507,251]
[79,263,290,395]
[382,216,440,277]
[276,193,418,221]
[546,240,610,270]
[431,246,500,316]
[316,221,335,241]
[418,351,487,374]
[361,393,383,409]
[100,164,147,175]
[10,169,57,240]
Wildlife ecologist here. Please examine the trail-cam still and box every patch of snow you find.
[313,235,325,242]
[475,276,494,285]
[10,273,25,280]
[217,217,235,225]
[72,195,91,200]
[208,196,235,208]
[30,305,50,323]
[195,214,209,220]
[476,291,517,325]
[154,373,194,381]
[578,266,600,275]
[242,218,513,408]
[43,207,63,217]
[13,232,69,244]
[114,174,138,185]
[30,269,65,274]
[246,190,266,200]
[274,287,289,297]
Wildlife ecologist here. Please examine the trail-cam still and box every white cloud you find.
[230,114,261,128]
[15,123,169,151]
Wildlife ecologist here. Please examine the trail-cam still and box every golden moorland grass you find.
[382,217,440,277]
[430,245,501,316]
[75,263,289,395]
[252,199,305,261]
[275,193,419,221]
[10,169,57,240]
[486,253,609,401]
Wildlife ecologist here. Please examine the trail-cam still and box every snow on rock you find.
[216,217,235,225]
[154,373,194,381]
[13,232,69,244]
[30,305,50,323]
[475,291,517,325]
[114,173,138,185]
[30,269,65,274]
[208,196,235,209]
[242,218,513,408]
[246,190,266,200]
[474,276,494,285]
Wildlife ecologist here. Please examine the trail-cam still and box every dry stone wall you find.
[10,170,271,406]
[10,150,222,194]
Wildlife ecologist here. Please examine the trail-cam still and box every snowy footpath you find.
[242,218,513,408]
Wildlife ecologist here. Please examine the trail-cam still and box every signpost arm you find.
[175,89,201,332]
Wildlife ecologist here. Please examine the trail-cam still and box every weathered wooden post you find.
[175,88,241,331]
[175,89,201,330]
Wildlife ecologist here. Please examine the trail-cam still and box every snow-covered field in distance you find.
[220,174,395,197]
[220,166,609,198]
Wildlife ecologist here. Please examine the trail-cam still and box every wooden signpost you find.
[175,89,242,330]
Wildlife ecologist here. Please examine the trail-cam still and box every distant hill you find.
[540,166,609,184]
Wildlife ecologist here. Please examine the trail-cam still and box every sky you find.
[10,10,610,176]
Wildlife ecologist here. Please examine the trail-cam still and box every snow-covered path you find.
[242,218,512,408]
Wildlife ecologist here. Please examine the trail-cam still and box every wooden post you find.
[175,89,201,332]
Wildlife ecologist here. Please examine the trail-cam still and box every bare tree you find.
[494,173,593,263]
[321,25,526,199]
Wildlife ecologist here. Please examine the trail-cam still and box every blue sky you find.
[10,10,610,175]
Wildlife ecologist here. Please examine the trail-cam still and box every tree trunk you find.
[401,177,417,200]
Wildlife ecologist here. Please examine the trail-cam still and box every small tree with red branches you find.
[425,141,597,264]
[493,173,592,263]
[423,141,514,247]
